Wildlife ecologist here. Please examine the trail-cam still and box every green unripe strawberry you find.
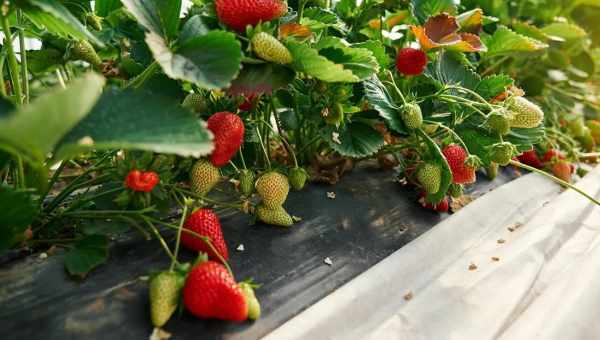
[325,102,344,125]
[256,204,293,227]
[401,103,423,130]
[190,159,220,195]
[506,96,544,128]
[568,118,586,138]
[251,32,293,65]
[488,142,516,166]
[149,271,185,328]
[86,13,103,31]
[256,171,290,208]
[417,162,441,194]
[449,183,463,198]
[289,167,308,191]
[486,162,498,180]
[586,120,600,143]
[239,169,255,196]
[182,93,207,113]
[578,127,595,152]
[240,282,261,320]
[486,110,511,135]
[70,40,102,68]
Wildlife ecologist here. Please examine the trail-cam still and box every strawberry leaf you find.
[321,122,384,158]
[0,73,105,166]
[541,22,587,41]
[286,40,358,82]
[0,186,39,252]
[476,74,514,100]
[410,0,457,24]
[95,0,123,16]
[145,30,242,89]
[55,87,213,160]
[483,26,548,57]
[122,0,182,40]
[363,75,406,134]
[20,0,103,46]
[64,235,109,278]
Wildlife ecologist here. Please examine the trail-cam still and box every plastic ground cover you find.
[266,167,600,340]
[0,165,516,340]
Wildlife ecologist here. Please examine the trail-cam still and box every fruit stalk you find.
[17,10,29,103]
[170,204,189,271]
[509,160,600,207]
[1,12,22,105]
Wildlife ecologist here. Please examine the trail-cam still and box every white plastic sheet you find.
[264,167,600,340]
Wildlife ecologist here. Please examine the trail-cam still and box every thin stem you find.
[0,54,6,97]
[42,161,67,199]
[55,69,66,89]
[481,56,510,76]
[146,217,234,277]
[17,10,28,103]
[144,219,176,263]
[228,160,240,172]
[424,120,471,153]
[510,160,600,207]
[1,14,22,104]
[170,205,188,271]
[16,156,25,189]
[127,61,159,89]
[255,125,272,169]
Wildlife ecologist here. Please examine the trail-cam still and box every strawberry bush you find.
[1,0,600,332]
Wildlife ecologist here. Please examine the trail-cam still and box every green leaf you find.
[321,122,384,158]
[0,185,39,252]
[95,0,123,16]
[363,75,405,134]
[512,21,550,42]
[541,22,587,41]
[316,38,379,80]
[417,129,452,204]
[0,73,105,166]
[55,87,213,159]
[121,0,182,40]
[301,8,347,32]
[456,126,497,165]
[428,51,480,90]
[410,0,457,24]
[286,40,358,83]
[21,0,103,46]
[353,40,391,69]
[145,30,242,89]
[180,15,210,44]
[483,26,548,57]
[26,48,63,73]
[64,234,109,277]
[476,74,514,100]
[228,63,296,97]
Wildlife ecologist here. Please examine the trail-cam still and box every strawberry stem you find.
[147,217,234,277]
[170,204,189,271]
[255,126,272,169]
[510,160,600,207]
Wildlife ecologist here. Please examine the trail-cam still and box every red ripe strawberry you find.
[542,149,566,163]
[396,48,428,76]
[215,0,288,32]
[517,149,543,169]
[551,161,572,183]
[442,144,476,184]
[422,195,449,213]
[181,209,229,261]
[183,261,248,321]
[207,112,245,167]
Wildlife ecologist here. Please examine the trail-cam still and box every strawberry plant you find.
[0,0,600,335]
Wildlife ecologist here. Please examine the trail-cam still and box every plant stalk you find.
[1,13,22,104]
